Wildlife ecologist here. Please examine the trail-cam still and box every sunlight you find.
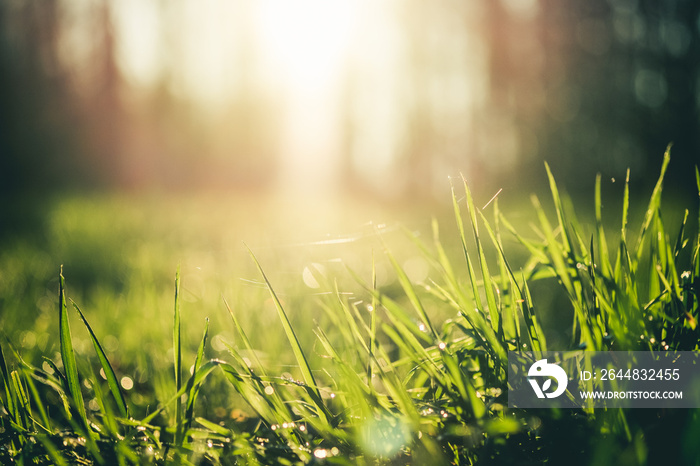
[254,0,357,94]
[253,0,360,197]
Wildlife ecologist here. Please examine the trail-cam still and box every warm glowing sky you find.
[108,1,489,197]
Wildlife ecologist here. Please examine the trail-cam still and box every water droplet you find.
[650,338,656,344]
[207,440,213,448]
[438,342,446,351]
[121,376,134,390]
[299,424,306,432]
[331,447,339,456]
[418,323,426,332]
[366,305,374,312]
[314,449,328,459]
[264,386,274,395]
[330,393,336,399]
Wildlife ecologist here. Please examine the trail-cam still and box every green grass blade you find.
[87,363,118,435]
[173,265,183,442]
[246,245,329,424]
[223,296,295,422]
[58,269,88,429]
[384,247,437,339]
[368,251,378,388]
[222,297,267,375]
[142,360,222,425]
[184,318,209,436]
[0,340,17,425]
[545,162,575,255]
[22,368,52,432]
[635,145,671,263]
[71,300,129,419]
[595,174,612,278]
[10,370,30,429]
[463,177,501,337]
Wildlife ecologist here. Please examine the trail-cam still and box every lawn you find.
[1,150,699,465]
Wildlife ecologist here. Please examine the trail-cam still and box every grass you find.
[0,148,699,464]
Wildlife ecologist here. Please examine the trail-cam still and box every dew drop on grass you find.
[438,342,446,351]
[314,449,328,459]
[264,386,274,395]
[121,376,134,390]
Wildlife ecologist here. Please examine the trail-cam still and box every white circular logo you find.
[528,359,568,399]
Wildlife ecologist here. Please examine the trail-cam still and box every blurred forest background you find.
[0,0,699,425]
[1,0,699,315]
[2,0,698,212]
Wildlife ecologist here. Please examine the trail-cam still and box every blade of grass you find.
[71,299,129,419]
[223,296,294,423]
[21,368,51,433]
[173,265,183,444]
[545,162,575,255]
[58,269,88,430]
[246,245,329,425]
[368,251,377,388]
[0,340,18,426]
[383,247,438,340]
[635,145,671,264]
[595,174,613,278]
[462,175,501,335]
[142,360,222,425]
[184,318,209,437]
